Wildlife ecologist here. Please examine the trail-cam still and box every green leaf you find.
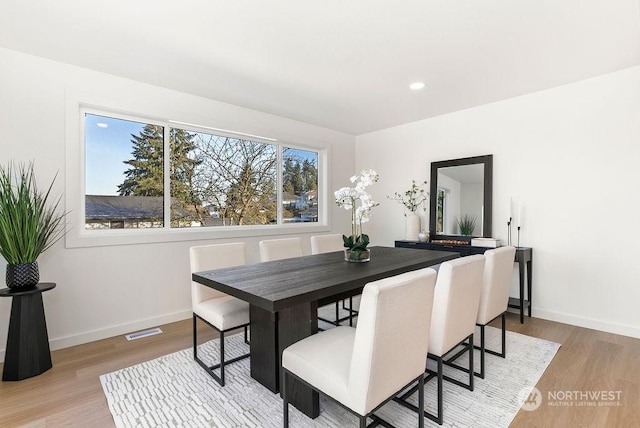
[0,162,68,264]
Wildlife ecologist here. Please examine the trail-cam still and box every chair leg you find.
[359,415,367,428]
[219,331,225,386]
[436,356,443,425]
[501,312,506,357]
[418,373,425,428]
[193,314,249,387]
[318,302,343,326]
[483,312,507,359]
[461,312,507,379]
[349,297,354,327]
[479,325,485,379]
[193,314,198,360]
[392,370,440,425]
[194,314,226,386]
[318,298,359,327]
[469,334,474,391]
[282,370,289,428]
[441,334,475,389]
[244,325,250,344]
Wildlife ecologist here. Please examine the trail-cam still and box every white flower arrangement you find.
[334,169,379,251]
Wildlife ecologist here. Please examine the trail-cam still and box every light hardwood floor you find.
[0,314,638,427]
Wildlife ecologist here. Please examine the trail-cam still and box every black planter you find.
[6,262,40,289]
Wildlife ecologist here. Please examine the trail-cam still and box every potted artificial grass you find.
[0,162,67,289]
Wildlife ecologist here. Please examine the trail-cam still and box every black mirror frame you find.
[429,154,493,240]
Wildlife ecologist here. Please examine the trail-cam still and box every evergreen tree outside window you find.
[282,148,318,223]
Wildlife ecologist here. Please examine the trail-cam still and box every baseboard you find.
[2,307,636,363]
[533,308,640,339]
[0,310,192,361]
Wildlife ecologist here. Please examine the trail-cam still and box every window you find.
[436,187,446,234]
[282,148,319,223]
[83,111,321,232]
[85,114,165,230]
[170,130,278,228]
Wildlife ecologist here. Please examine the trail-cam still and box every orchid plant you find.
[334,169,379,253]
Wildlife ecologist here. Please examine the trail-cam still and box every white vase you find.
[405,212,420,241]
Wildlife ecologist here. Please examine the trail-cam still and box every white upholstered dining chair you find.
[310,233,343,255]
[475,246,517,378]
[397,254,485,425]
[282,268,438,428]
[310,234,360,327]
[259,237,303,262]
[190,242,250,387]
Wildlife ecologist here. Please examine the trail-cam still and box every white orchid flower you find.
[334,170,380,246]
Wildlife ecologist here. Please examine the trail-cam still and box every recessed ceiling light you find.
[96,122,108,128]
[409,82,426,90]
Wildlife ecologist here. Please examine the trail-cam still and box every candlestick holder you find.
[507,217,512,246]
[517,226,521,248]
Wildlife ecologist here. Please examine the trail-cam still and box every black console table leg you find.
[527,259,533,318]
[518,258,525,324]
[3,292,52,381]
[507,248,533,324]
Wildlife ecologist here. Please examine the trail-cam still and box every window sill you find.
[65,223,331,249]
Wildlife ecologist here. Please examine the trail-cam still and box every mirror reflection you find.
[436,164,484,236]
[429,154,493,239]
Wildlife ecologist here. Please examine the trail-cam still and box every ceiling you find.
[2,1,639,135]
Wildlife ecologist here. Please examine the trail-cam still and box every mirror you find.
[429,154,493,239]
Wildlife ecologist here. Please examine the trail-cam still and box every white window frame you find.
[65,100,330,248]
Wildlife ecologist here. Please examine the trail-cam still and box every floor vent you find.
[125,327,163,341]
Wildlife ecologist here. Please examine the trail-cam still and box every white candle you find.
[508,198,513,220]
[518,204,523,228]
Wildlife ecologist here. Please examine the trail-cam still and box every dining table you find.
[192,245,458,418]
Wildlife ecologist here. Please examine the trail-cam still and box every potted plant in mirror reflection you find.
[387,180,428,241]
[456,214,477,236]
[334,170,379,262]
[0,162,68,289]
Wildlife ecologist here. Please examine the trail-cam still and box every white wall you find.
[356,66,640,338]
[437,173,461,235]
[0,48,356,356]
[461,182,483,236]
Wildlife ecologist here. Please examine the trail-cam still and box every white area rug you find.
[100,312,560,427]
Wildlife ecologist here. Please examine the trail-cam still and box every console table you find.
[0,282,56,381]
[395,241,533,323]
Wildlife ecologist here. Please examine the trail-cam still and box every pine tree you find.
[118,125,165,196]
[301,159,318,192]
[169,128,200,205]
[119,126,201,222]
[283,155,317,194]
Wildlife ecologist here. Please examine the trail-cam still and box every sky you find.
[85,113,145,195]
[84,113,318,196]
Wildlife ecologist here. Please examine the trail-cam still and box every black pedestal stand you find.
[0,283,56,381]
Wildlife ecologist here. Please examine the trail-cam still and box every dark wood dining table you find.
[192,245,458,418]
